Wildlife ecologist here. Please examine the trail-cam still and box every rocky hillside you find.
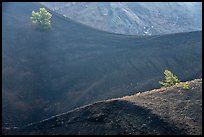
[41,2,202,35]
[121,78,202,135]
[2,2,202,127]
[3,79,202,135]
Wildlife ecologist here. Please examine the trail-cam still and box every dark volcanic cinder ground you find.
[121,78,202,135]
[2,101,186,135]
[2,2,202,127]
[3,79,202,135]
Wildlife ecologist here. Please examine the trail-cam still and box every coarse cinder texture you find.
[2,2,202,127]
[3,79,202,135]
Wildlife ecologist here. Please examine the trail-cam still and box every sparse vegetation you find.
[183,83,189,90]
[159,69,180,87]
[30,8,52,31]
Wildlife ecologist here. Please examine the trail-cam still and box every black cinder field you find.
[2,2,202,135]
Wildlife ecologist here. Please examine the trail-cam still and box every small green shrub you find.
[30,8,52,31]
[159,69,180,87]
[183,83,189,90]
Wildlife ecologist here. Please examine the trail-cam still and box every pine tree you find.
[159,69,180,87]
[30,8,52,31]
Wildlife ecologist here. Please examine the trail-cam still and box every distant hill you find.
[2,2,202,127]
[3,79,202,135]
[41,2,202,35]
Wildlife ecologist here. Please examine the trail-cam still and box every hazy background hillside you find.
[41,2,202,35]
[2,2,202,127]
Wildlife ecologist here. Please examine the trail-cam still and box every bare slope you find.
[121,78,202,134]
[2,2,202,127]
[3,79,202,135]
[41,2,202,35]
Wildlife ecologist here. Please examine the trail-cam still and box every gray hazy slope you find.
[41,2,202,35]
